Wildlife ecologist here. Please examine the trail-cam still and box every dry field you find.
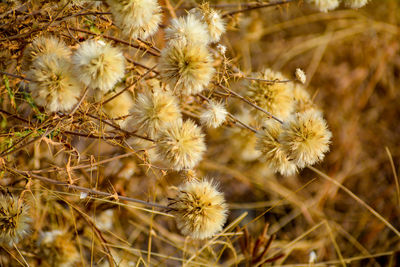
[0,0,399,266]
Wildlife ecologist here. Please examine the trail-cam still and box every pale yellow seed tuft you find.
[256,121,297,176]
[156,120,206,170]
[280,110,332,168]
[27,54,82,113]
[169,180,228,239]
[22,36,71,71]
[129,90,182,138]
[189,3,226,43]
[72,40,125,92]
[159,40,215,95]
[200,100,228,128]
[295,68,306,84]
[106,0,161,39]
[306,0,340,12]
[165,14,210,46]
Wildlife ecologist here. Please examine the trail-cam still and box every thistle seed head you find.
[72,40,125,92]
[0,195,30,246]
[169,180,228,239]
[156,119,206,171]
[280,110,332,168]
[159,40,215,96]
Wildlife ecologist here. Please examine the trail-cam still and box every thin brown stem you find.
[68,27,160,57]
[198,94,259,133]
[100,65,157,105]
[222,0,297,18]
[85,113,154,142]
[215,83,284,124]
[6,167,169,210]
[1,71,31,82]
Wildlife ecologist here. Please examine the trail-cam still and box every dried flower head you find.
[129,90,182,138]
[256,121,297,176]
[248,69,294,120]
[280,110,332,168]
[106,0,161,39]
[156,120,206,170]
[101,90,134,128]
[73,40,125,92]
[27,54,82,113]
[200,100,228,128]
[165,14,210,45]
[0,195,30,246]
[190,3,226,43]
[344,0,369,8]
[306,0,340,12]
[38,230,79,267]
[22,36,71,70]
[159,40,215,95]
[295,68,306,84]
[169,180,228,239]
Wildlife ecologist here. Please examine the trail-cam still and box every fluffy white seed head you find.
[280,110,332,168]
[159,40,215,95]
[247,68,294,120]
[169,180,228,239]
[27,54,82,113]
[344,0,369,9]
[256,121,297,176]
[22,36,71,70]
[0,195,30,246]
[106,0,161,39]
[165,14,210,45]
[306,0,340,12]
[200,100,228,128]
[156,120,206,170]
[189,3,226,43]
[129,90,182,138]
[73,40,125,92]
